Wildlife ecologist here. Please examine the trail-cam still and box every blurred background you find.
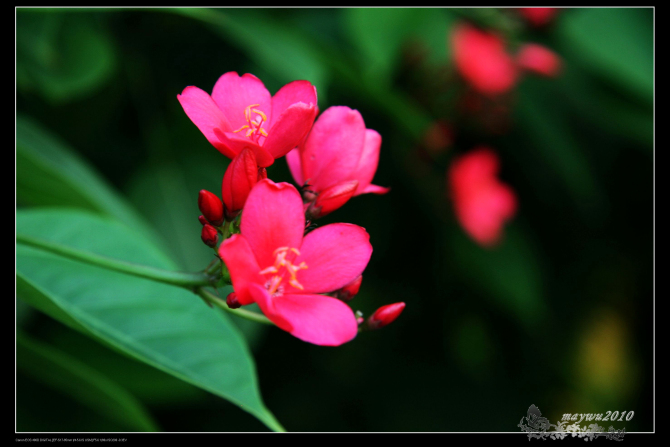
[16,8,653,432]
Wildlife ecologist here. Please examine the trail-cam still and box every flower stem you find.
[220,220,231,240]
[17,234,213,287]
[197,288,274,325]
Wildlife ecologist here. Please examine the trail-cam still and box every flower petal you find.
[218,234,265,306]
[449,148,517,247]
[270,80,317,128]
[353,129,385,195]
[211,72,272,131]
[451,24,517,95]
[361,184,391,195]
[214,129,275,167]
[300,106,366,192]
[295,223,372,294]
[286,148,304,186]
[241,179,305,270]
[263,102,317,159]
[516,43,562,78]
[177,86,234,154]
[249,284,358,346]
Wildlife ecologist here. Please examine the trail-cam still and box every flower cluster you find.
[414,17,563,247]
[451,22,562,97]
[180,72,403,346]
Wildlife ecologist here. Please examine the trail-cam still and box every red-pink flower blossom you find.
[449,147,517,247]
[451,23,518,96]
[286,106,389,218]
[178,72,318,168]
[516,44,562,78]
[518,8,559,28]
[218,179,372,346]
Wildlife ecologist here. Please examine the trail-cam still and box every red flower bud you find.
[201,224,219,247]
[222,147,258,220]
[516,44,562,78]
[226,292,241,309]
[337,275,363,302]
[198,190,224,227]
[367,302,406,330]
[198,215,208,226]
[306,180,359,219]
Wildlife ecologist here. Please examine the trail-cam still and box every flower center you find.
[232,104,269,143]
[259,247,308,296]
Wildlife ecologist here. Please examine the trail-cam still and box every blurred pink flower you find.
[451,23,518,96]
[516,44,562,78]
[218,179,372,346]
[518,8,559,28]
[449,147,517,247]
[286,106,390,218]
[178,72,318,167]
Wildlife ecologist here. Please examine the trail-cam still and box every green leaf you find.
[515,80,605,221]
[557,64,653,148]
[16,209,283,431]
[17,333,158,432]
[16,115,163,250]
[126,157,226,271]
[44,324,207,406]
[559,8,652,104]
[345,8,455,85]
[16,10,116,103]
[126,157,271,349]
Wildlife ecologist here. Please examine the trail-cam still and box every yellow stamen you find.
[259,247,308,295]
[289,278,304,290]
[259,265,279,275]
[268,275,283,295]
[233,104,268,141]
[233,124,250,133]
[252,108,267,121]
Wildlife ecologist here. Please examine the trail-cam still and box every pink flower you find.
[448,147,517,247]
[218,179,372,346]
[516,44,562,78]
[178,72,318,168]
[286,106,390,218]
[451,23,518,96]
